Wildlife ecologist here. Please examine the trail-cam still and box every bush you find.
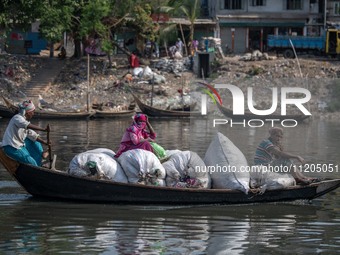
[208,73,219,79]
[326,81,340,112]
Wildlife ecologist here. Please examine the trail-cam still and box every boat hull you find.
[1,149,339,204]
[133,94,203,118]
[0,104,94,119]
[93,110,135,118]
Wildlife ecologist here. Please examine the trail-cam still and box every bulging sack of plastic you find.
[86,148,116,158]
[132,67,143,76]
[165,150,182,156]
[204,132,250,194]
[69,152,128,183]
[250,166,296,194]
[117,149,166,186]
[150,73,166,84]
[142,66,153,77]
[174,52,182,59]
[162,151,211,189]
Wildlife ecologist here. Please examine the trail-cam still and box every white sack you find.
[117,149,166,186]
[86,148,116,158]
[150,73,166,84]
[142,66,153,77]
[163,151,211,189]
[165,150,182,156]
[69,152,128,183]
[132,67,143,76]
[204,132,250,194]
[250,166,296,194]
[174,52,182,59]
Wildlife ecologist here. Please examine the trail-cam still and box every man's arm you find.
[36,136,51,146]
[269,147,306,165]
[27,123,48,132]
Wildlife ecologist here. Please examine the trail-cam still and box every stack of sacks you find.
[163,151,211,189]
[204,132,250,194]
[165,150,182,157]
[250,166,296,194]
[69,148,128,182]
[117,149,166,186]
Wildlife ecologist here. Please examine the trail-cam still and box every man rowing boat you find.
[2,100,52,167]
[254,127,321,185]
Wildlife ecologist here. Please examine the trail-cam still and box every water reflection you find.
[1,199,340,254]
[0,118,340,253]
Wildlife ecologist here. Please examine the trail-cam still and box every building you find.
[209,0,330,53]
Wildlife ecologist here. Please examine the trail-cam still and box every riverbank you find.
[1,52,340,119]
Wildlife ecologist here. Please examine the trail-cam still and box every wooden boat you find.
[171,102,197,111]
[216,102,311,121]
[92,102,136,118]
[133,94,202,118]
[0,148,339,204]
[0,101,94,119]
[0,104,15,118]
[94,109,135,118]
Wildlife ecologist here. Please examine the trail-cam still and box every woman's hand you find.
[146,137,154,143]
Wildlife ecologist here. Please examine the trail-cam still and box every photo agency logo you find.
[198,82,312,128]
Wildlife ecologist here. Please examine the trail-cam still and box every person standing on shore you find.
[176,38,184,56]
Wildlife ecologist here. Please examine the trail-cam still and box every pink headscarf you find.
[127,114,147,135]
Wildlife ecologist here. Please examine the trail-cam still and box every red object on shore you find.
[129,54,139,68]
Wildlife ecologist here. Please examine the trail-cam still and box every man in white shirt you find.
[2,100,51,166]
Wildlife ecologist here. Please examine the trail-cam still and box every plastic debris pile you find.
[0,53,43,98]
[153,57,193,73]
[239,50,276,61]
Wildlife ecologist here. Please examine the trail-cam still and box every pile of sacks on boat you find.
[68,132,295,194]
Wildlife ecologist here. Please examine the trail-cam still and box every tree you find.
[79,1,159,62]
[38,0,85,58]
[0,0,43,39]
[159,0,200,55]
[0,0,87,58]
[79,0,134,65]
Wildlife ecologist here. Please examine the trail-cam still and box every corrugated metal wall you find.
[221,27,232,50]
[221,27,246,53]
[234,28,246,53]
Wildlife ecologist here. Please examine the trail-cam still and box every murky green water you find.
[0,117,339,254]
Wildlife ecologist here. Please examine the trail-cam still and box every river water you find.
[0,117,340,254]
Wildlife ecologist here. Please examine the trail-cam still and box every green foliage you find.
[158,0,200,54]
[211,59,221,69]
[326,81,340,112]
[208,73,220,79]
[326,100,340,112]
[249,66,262,75]
[130,5,159,42]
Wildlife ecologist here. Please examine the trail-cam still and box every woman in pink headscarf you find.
[115,114,156,158]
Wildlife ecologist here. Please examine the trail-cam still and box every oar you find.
[47,124,52,169]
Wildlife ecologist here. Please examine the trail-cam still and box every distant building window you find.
[284,0,302,10]
[222,0,244,10]
[334,2,340,15]
[250,0,266,6]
